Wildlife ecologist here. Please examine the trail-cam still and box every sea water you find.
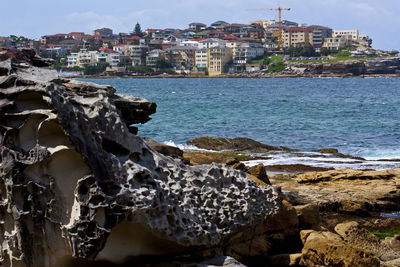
[81,77,400,170]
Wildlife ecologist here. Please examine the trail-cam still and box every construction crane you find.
[248,6,291,49]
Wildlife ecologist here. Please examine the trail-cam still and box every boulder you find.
[187,136,291,151]
[266,253,302,266]
[142,137,184,159]
[269,168,400,214]
[248,164,271,185]
[334,221,400,261]
[294,204,321,230]
[112,94,156,125]
[382,235,400,252]
[0,49,283,266]
[193,256,247,267]
[300,230,381,267]
[296,168,399,184]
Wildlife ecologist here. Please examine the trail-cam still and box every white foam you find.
[242,151,400,171]
[163,140,216,152]
[358,148,400,160]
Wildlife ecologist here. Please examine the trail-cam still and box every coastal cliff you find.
[288,57,400,76]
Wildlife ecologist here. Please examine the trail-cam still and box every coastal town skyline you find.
[2,0,400,51]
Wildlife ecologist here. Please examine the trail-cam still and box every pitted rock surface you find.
[0,49,282,266]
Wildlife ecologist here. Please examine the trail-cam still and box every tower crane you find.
[248,6,290,49]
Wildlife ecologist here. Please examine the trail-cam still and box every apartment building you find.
[227,42,264,72]
[250,20,276,30]
[67,50,97,68]
[97,51,120,66]
[322,37,350,50]
[282,27,313,48]
[146,49,166,67]
[194,48,208,72]
[165,46,197,70]
[67,49,120,68]
[333,30,359,41]
[208,45,232,76]
[308,25,332,49]
[123,45,149,66]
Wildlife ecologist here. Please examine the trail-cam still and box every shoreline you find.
[66,73,400,79]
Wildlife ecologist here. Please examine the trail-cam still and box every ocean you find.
[81,77,400,170]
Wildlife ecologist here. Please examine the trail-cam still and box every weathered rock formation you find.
[187,136,292,152]
[288,57,400,75]
[300,221,400,266]
[270,168,400,215]
[0,49,283,266]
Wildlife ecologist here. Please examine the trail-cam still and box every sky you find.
[1,0,399,50]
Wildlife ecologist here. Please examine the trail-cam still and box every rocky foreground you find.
[0,49,400,266]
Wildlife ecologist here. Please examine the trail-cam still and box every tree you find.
[82,62,109,75]
[155,60,172,69]
[134,22,143,37]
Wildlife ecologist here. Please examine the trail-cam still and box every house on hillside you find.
[210,21,230,29]
[94,28,113,36]
[189,22,207,32]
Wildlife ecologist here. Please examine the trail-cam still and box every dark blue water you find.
[82,77,400,160]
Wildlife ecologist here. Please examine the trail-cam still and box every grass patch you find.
[369,228,400,239]
[264,55,286,73]
[270,174,293,181]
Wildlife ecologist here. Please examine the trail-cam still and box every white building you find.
[226,42,265,72]
[113,44,129,53]
[97,51,120,66]
[198,38,227,49]
[333,30,359,41]
[67,53,78,67]
[194,48,208,72]
[66,49,120,68]
[181,40,201,48]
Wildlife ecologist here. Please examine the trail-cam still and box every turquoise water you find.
[82,77,400,162]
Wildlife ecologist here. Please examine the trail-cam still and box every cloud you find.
[1,0,397,50]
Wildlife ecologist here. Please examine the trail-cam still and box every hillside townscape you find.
[1,20,398,76]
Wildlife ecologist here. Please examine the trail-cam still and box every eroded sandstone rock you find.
[334,221,400,261]
[0,49,283,266]
[270,168,400,214]
[300,230,381,267]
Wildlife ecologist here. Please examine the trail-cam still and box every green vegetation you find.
[183,151,261,165]
[127,66,154,74]
[134,22,143,37]
[53,57,66,71]
[270,174,293,181]
[265,55,286,73]
[8,35,28,42]
[82,62,109,75]
[249,55,286,73]
[248,55,271,65]
[284,45,318,57]
[87,45,102,51]
[369,228,400,240]
[155,60,173,69]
